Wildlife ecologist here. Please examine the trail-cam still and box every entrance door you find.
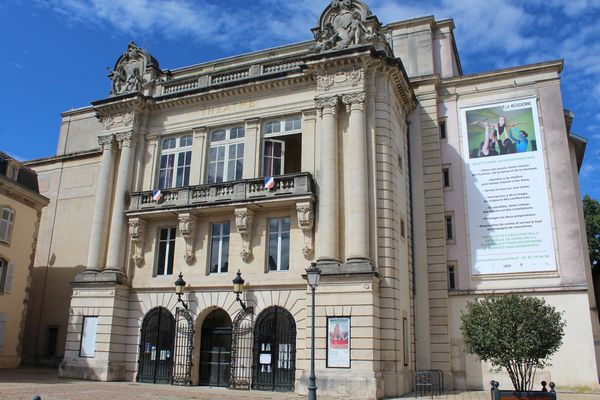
[253,306,296,391]
[137,307,175,384]
[199,309,232,387]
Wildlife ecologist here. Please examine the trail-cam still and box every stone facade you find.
[21,1,599,398]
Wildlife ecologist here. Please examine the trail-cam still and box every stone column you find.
[343,92,370,262]
[315,96,339,262]
[105,131,138,274]
[85,134,116,272]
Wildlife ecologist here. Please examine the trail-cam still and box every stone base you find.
[318,260,376,276]
[74,269,125,284]
[59,358,126,381]
[298,369,384,399]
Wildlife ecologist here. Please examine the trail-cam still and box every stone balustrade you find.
[128,172,314,212]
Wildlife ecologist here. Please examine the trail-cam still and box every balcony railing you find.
[128,172,315,212]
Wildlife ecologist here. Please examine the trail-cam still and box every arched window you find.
[0,208,14,244]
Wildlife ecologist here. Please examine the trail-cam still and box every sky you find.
[1,0,600,198]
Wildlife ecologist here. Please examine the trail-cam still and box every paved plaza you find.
[0,369,599,400]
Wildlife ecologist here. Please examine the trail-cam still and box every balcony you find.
[127,172,315,214]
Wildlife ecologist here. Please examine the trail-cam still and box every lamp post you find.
[305,262,321,400]
[233,270,251,312]
[174,272,188,309]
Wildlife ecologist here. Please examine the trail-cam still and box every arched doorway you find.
[137,307,175,384]
[252,306,296,391]
[199,309,232,386]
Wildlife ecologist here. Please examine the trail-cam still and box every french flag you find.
[264,177,275,190]
[152,190,163,202]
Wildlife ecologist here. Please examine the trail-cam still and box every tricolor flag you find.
[152,190,163,202]
[264,177,275,190]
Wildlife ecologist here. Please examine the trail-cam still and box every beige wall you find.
[0,185,45,367]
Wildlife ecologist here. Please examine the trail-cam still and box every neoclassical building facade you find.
[23,0,599,398]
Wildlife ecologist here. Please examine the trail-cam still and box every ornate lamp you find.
[174,272,188,309]
[233,270,251,312]
[305,262,321,400]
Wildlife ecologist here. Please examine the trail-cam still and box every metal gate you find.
[199,309,232,387]
[229,308,254,389]
[137,307,175,384]
[172,307,194,386]
[252,306,296,392]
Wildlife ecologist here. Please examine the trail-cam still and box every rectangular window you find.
[208,127,245,183]
[157,227,176,276]
[0,207,15,244]
[158,135,192,189]
[0,259,13,294]
[442,167,451,189]
[403,318,409,366]
[445,214,454,242]
[80,316,98,358]
[209,223,230,274]
[448,263,456,290]
[439,119,447,140]
[262,116,302,177]
[400,218,406,239]
[267,217,290,271]
[0,313,6,352]
[0,258,5,292]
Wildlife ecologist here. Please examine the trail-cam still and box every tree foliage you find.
[583,194,600,270]
[460,295,565,391]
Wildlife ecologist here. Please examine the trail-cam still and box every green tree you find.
[461,294,565,391]
[583,194,600,269]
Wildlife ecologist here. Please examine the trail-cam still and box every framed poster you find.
[79,316,98,358]
[327,316,350,368]
[460,98,557,276]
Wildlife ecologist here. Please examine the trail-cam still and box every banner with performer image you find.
[461,98,557,275]
[327,317,350,368]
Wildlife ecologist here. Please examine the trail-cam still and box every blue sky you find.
[2,0,600,198]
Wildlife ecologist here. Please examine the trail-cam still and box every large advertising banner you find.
[461,98,557,275]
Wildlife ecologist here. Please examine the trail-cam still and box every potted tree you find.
[461,294,565,399]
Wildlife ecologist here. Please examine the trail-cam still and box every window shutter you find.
[4,262,15,293]
[0,219,7,242]
[0,314,6,352]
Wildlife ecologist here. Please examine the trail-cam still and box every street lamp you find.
[233,270,251,312]
[174,272,188,309]
[305,262,321,400]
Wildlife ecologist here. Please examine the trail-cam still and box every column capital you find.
[115,130,138,149]
[342,92,366,112]
[98,134,115,152]
[315,96,339,116]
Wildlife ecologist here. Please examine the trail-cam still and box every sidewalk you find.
[0,368,598,400]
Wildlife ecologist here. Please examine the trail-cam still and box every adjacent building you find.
[0,152,48,368]
[22,0,600,398]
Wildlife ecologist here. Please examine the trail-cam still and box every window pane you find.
[162,138,176,150]
[280,231,290,271]
[227,160,236,181]
[210,237,220,274]
[264,141,273,157]
[273,158,281,176]
[216,160,224,183]
[282,217,290,232]
[180,135,193,147]
[211,130,226,142]
[273,142,282,158]
[293,117,301,130]
[268,234,279,271]
[221,236,229,273]
[269,219,279,232]
[218,146,225,159]
[223,222,230,235]
[207,163,216,184]
[209,147,218,162]
[229,144,237,159]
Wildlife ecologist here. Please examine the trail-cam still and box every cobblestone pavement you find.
[1,369,599,400]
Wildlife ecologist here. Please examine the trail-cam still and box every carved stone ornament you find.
[129,218,147,268]
[235,208,255,263]
[101,111,135,131]
[178,213,198,265]
[310,0,390,55]
[296,201,315,258]
[342,91,366,111]
[317,69,365,93]
[315,96,339,116]
[98,134,115,152]
[115,130,138,149]
[109,41,160,97]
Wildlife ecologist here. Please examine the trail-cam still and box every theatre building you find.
[22,0,600,398]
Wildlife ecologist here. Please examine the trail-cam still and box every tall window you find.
[439,119,447,140]
[267,217,290,271]
[0,258,11,294]
[156,227,176,276]
[445,214,454,242]
[0,207,14,244]
[442,167,451,189]
[262,116,302,177]
[208,127,244,183]
[158,135,192,189]
[209,223,230,274]
[448,263,456,290]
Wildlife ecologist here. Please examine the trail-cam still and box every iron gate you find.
[229,308,254,389]
[252,306,296,392]
[199,309,232,387]
[137,307,175,384]
[172,307,194,386]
